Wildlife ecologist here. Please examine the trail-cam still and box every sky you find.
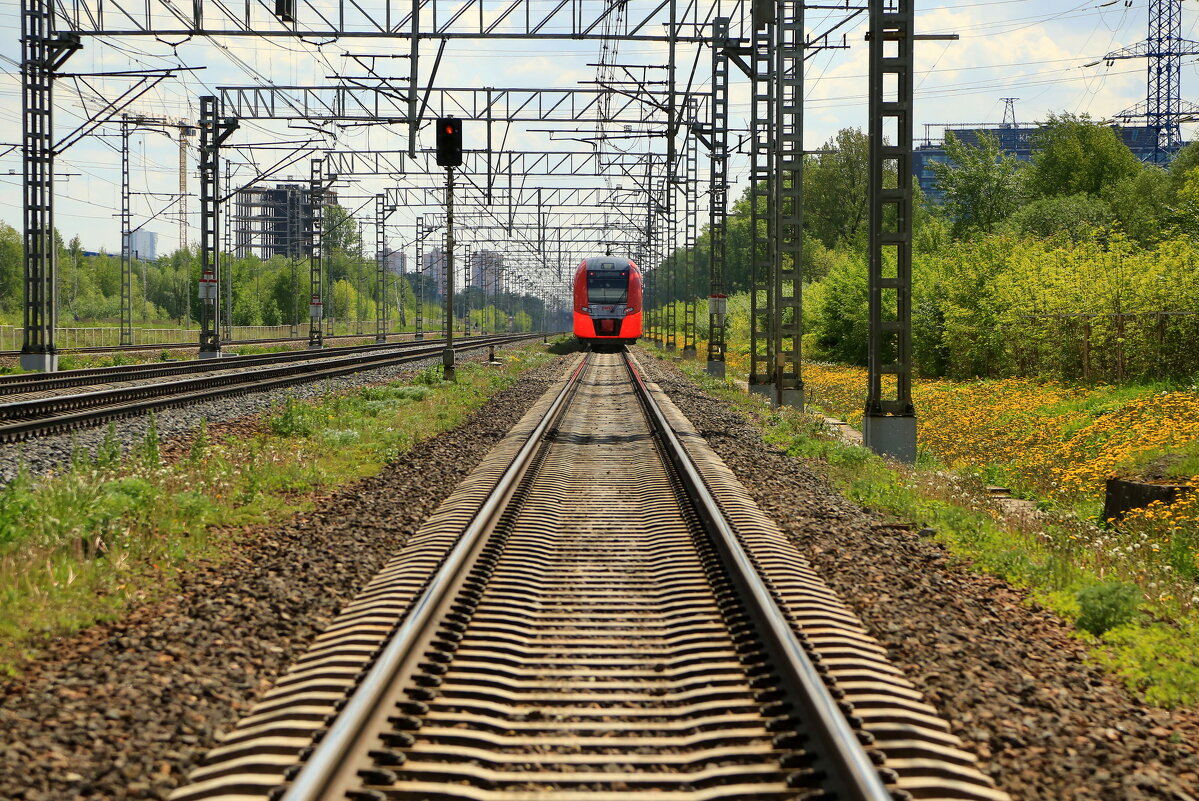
[0,0,1194,284]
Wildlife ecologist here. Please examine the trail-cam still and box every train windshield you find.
[586,270,629,304]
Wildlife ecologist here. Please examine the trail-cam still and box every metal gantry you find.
[1103,0,1199,163]
[864,0,917,462]
[198,95,236,359]
[375,193,389,343]
[681,96,700,359]
[706,16,731,378]
[772,0,804,408]
[747,13,774,395]
[19,0,923,472]
[308,158,325,350]
[20,0,78,372]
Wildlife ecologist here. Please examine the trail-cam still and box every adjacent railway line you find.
[172,351,1005,801]
[0,333,533,443]
[0,331,422,359]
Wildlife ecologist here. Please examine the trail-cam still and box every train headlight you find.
[624,306,635,314]
[580,306,591,313]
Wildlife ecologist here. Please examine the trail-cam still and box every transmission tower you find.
[1101,0,1199,162]
[1000,97,1019,128]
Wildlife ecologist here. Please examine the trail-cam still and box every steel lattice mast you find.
[1103,0,1199,162]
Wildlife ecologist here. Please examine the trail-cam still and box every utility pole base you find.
[681,346,697,360]
[705,360,726,379]
[665,342,677,353]
[198,349,222,360]
[376,334,387,344]
[749,382,773,401]
[20,352,57,373]
[442,347,456,381]
[863,414,918,464]
[778,388,804,410]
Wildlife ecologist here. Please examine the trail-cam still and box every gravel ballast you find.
[636,351,1199,801]
[0,353,571,801]
[0,341,521,486]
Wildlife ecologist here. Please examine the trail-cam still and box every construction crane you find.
[121,114,196,251]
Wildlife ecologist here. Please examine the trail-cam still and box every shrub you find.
[1076,581,1142,636]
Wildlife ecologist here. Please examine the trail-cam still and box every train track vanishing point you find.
[0,334,534,442]
[172,350,1007,801]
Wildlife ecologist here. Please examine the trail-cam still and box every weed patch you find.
[0,344,559,671]
[662,350,1199,707]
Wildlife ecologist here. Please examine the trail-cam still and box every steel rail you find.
[279,353,591,801]
[0,334,536,442]
[0,333,520,394]
[622,351,893,801]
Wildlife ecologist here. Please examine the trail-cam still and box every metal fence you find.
[0,322,389,351]
[1003,311,1199,383]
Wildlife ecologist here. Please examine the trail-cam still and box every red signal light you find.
[435,117,463,167]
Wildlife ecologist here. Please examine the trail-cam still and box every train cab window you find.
[586,270,629,304]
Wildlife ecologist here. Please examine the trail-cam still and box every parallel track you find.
[0,334,515,395]
[0,331,421,359]
[172,351,1006,801]
[0,334,533,442]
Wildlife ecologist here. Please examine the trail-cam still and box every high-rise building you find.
[424,248,448,297]
[471,250,503,296]
[385,250,407,275]
[127,229,158,261]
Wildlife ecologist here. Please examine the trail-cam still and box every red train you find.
[572,256,643,346]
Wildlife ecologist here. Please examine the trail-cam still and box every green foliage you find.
[804,128,870,249]
[805,254,869,364]
[1102,167,1172,244]
[931,131,1024,237]
[1026,113,1142,199]
[1075,581,1142,636]
[139,414,161,466]
[0,468,36,547]
[189,419,210,463]
[97,424,121,466]
[0,345,556,670]
[1097,619,1199,707]
[268,395,319,437]
[1011,192,1114,242]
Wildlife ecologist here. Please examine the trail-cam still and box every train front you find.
[573,257,642,345]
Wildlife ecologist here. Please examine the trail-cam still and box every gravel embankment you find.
[637,352,1199,801]
[0,341,524,486]
[0,353,572,801]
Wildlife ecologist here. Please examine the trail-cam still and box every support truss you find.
[772,0,803,408]
[864,0,917,462]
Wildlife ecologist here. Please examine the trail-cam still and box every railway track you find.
[171,351,1006,801]
[0,334,533,442]
[0,331,417,359]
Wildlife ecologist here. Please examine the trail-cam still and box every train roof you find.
[577,256,638,272]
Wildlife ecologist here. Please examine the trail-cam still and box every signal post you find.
[437,117,463,380]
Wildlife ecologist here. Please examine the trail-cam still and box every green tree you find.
[1102,167,1171,244]
[0,223,23,317]
[1012,193,1114,242]
[322,204,362,259]
[930,131,1023,237]
[804,128,870,249]
[1026,113,1142,199]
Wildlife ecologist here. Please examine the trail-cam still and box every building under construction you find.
[232,183,337,260]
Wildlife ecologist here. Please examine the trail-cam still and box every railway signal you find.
[435,117,463,167]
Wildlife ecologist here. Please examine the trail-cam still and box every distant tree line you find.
[0,205,547,334]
